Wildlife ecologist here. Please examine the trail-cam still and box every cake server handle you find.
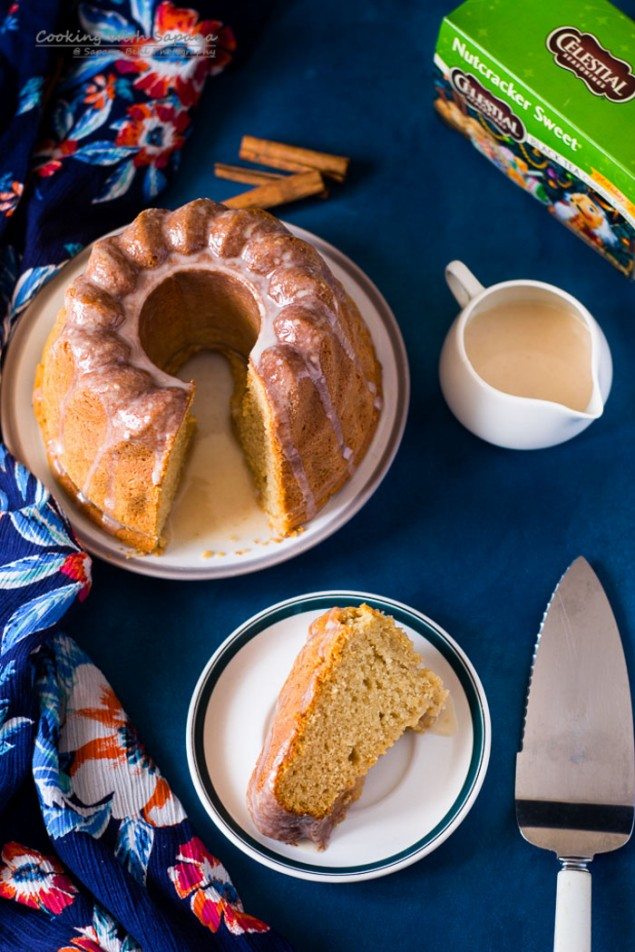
[553,861,591,952]
[445,260,484,310]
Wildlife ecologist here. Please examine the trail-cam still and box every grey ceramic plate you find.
[1,225,408,579]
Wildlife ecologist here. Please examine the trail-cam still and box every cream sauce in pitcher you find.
[464,298,594,413]
[439,261,612,450]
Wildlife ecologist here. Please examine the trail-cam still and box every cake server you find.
[515,557,635,952]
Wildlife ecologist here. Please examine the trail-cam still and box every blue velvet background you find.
[69,1,635,949]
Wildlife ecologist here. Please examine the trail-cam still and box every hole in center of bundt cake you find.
[138,268,261,372]
[137,268,281,535]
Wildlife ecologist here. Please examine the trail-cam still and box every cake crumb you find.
[283,526,306,540]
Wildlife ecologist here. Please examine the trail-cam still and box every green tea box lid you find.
[434,0,635,276]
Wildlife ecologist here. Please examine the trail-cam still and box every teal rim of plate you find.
[190,592,489,877]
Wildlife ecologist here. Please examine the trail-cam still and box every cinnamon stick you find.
[224,170,327,210]
[239,136,350,183]
[214,163,285,186]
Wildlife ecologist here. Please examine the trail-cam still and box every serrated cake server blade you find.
[515,557,635,952]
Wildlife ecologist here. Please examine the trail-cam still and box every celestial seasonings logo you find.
[450,69,526,140]
[547,27,635,103]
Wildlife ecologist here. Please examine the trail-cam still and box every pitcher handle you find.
[445,261,485,309]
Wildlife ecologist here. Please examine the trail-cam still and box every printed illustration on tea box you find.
[433,74,635,277]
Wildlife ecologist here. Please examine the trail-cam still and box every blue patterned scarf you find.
[0,1,291,948]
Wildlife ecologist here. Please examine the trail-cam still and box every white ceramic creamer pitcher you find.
[439,261,613,450]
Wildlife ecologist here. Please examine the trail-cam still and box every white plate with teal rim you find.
[187,591,491,882]
[1,224,408,580]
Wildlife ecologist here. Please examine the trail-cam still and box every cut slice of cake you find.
[247,604,448,848]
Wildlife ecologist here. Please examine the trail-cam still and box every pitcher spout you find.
[583,385,604,420]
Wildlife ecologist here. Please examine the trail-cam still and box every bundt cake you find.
[247,605,448,848]
[33,199,382,553]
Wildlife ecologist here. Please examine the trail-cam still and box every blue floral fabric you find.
[0,453,291,950]
[0,0,260,344]
[0,1,291,949]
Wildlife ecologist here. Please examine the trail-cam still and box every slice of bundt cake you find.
[247,604,447,848]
